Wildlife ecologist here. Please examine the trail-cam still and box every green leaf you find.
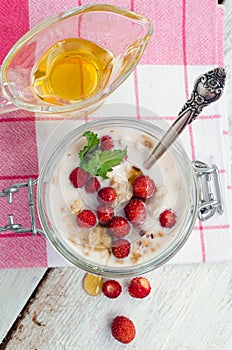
[79,131,100,160]
[80,152,100,176]
[80,147,127,179]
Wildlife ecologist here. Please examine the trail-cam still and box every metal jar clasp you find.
[0,178,44,236]
[192,160,224,221]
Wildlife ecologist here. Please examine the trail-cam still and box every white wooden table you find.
[1,2,232,349]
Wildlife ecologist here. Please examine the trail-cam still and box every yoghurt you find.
[47,126,189,268]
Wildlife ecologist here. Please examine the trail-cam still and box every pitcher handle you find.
[0,70,19,114]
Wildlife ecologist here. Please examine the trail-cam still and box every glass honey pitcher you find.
[0,4,153,116]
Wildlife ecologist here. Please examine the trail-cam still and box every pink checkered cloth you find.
[0,0,231,268]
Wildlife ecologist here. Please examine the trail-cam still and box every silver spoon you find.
[143,67,226,169]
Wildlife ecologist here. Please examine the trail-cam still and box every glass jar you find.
[37,117,216,277]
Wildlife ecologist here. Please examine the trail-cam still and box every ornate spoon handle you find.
[143,67,226,169]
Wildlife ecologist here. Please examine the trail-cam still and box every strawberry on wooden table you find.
[111,316,136,344]
[102,280,122,299]
[128,277,151,299]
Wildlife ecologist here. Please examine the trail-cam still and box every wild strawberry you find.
[100,135,114,151]
[76,209,97,228]
[159,209,176,228]
[112,239,131,258]
[102,280,122,299]
[97,187,117,205]
[107,217,130,238]
[69,167,90,188]
[111,316,136,344]
[124,198,147,226]
[128,277,151,299]
[132,175,155,199]
[85,176,100,193]
[96,205,114,224]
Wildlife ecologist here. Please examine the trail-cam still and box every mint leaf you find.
[80,147,127,179]
[79,131,100,160]
[95,148,127,178]
[80,152,100,176]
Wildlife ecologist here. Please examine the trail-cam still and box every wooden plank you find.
[0,268,46,343]
[2,263,232,349]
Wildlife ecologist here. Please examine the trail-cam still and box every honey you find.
[83,273,103,296]
[32,38,114,105]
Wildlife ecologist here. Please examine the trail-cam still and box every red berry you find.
[69,167,90,188]
[100,135,114,151]
[111,316,136,344]
[159,209,176,228]
[128,277,151,299]
[107,217,130,238]
[85,177,100,193]
[132,175,155,199]
[96,205,114,224]
[112,239,131,259]
[102,280,122,299]
[97,187,117,204]
[76,209,97,228]
[124,198,147,226]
